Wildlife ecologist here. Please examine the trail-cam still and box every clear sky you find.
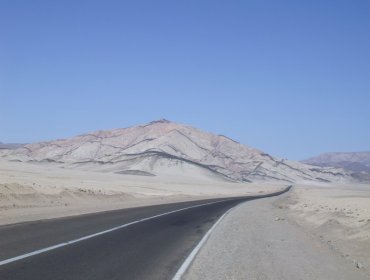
[1,0,369,160]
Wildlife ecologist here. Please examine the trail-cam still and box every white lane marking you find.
[0,198,234,266]
[172,205,236,280]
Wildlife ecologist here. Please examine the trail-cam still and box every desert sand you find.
[0,158,282,225]
[1,157,369,278]
[184,183,370,279]
[184,191,370,280]
[281,183,370,275]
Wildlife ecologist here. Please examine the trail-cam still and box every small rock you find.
[355,261,363,269]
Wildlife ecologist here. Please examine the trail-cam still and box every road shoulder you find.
[183,193,368,280]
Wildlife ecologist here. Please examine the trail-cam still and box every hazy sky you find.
[1,1,369,160]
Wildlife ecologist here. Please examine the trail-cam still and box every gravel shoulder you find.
[184,192,369,280]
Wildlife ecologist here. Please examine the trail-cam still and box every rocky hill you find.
[302,152,370,182]
[0,120,350,183]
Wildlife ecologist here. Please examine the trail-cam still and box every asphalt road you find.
[0,187,290,280]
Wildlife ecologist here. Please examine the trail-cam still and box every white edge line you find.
[0,198,234,267]
[172,205,236,280]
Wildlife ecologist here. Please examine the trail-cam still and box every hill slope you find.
[302,152,370,182]
[0,120,349,183]
[0,142,25,150]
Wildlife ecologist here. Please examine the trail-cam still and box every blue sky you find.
[1,0,369,160]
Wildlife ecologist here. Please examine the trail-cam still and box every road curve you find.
[0,187,290,280]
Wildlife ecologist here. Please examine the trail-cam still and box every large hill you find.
[302,152,370,182]
[0,120,350,183]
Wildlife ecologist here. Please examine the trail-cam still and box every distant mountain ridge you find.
[302,152,370,182]
[0,142,26,150]
[0,120,350,183]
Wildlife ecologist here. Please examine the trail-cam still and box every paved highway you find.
[0,187,290,280]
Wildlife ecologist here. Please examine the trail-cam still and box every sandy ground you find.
[184,184,370,279]
[184,191,370,280]
[281,184,370,275]
[2,158,369,279]
[0,159,282,225]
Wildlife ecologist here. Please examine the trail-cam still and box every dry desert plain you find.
[0,158,369,279]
